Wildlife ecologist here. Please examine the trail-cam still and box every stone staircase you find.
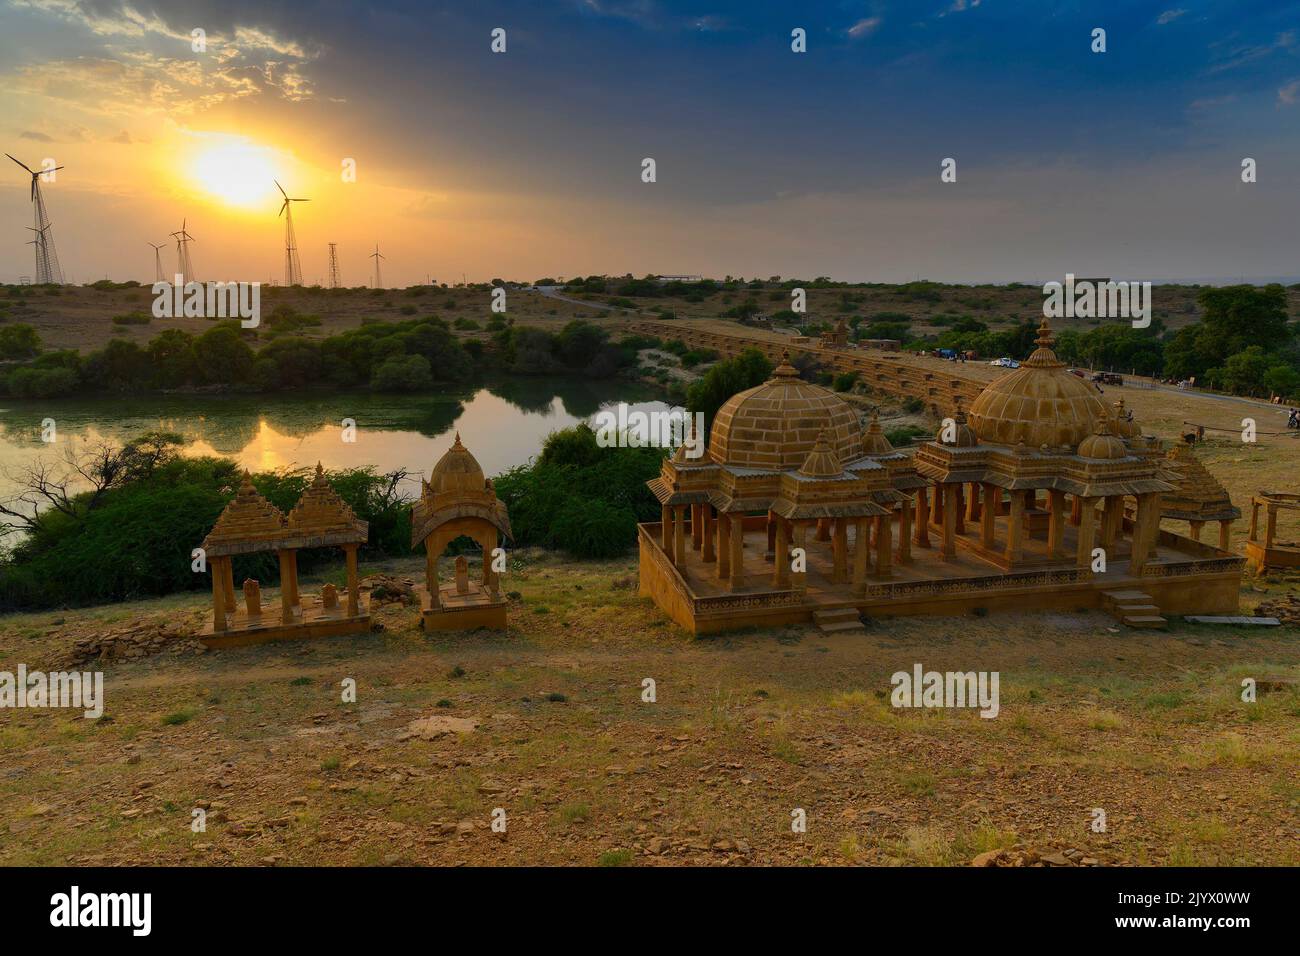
[813,607,867,635]
[1102,590,1167,629]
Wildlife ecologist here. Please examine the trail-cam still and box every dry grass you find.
[1,549,1297,867]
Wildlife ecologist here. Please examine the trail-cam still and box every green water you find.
[0,377,665,501]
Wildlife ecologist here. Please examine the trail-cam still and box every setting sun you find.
[189,136,280,208]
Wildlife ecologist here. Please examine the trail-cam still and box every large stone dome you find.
[967,321,1108,448]
[709,353,863,470]
[428,432,486,495]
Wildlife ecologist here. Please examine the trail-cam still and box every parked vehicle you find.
[990,357,1020,368]
[1091,372,1124,386]
[1068,368,1086,378]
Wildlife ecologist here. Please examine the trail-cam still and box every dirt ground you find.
[1,550,1297,867]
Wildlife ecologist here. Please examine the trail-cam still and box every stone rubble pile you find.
[361,574,418,606]
[56,620,204,667]
[1254,592,1300,626]
[971,844,1103,867]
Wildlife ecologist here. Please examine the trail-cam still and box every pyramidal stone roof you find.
[203,472,286,552]
[797,430,844,478]
[861,412,895,456]
[1161,443,1241,521]
[287,463,368,538]
[203,467,368,556]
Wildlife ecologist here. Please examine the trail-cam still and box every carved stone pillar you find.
[1005,491,1024,564]
[896,504,913,565]
[832,518,848,583]
[875,513,893,579]
[728,514,744,591]
[941,484,958,561]
[1076,497,1097,572]
[1047,490,1066,558]
[717,510,731,580]
[914,486,931,548]
[774,517,790,588]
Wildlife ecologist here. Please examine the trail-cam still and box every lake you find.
[0,377,668,505]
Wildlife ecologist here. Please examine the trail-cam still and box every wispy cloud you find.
[1207,30,1296,74]
[1157,9,1186,26]
[1279,79,1300,105]
[846,17,881,40]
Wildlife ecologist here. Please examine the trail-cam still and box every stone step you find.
[1118,603,1161,616]
[814,607,862,624]
[1121,614,1168,629]
[817,620,869,634]
[813,607,866,634]
[1102,589,1153,601]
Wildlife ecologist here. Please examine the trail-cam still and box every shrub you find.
[0,323,40,359]
[370,354,433,391]
[5,366,78,398]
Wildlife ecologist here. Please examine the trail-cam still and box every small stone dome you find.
[967,321,1109,448]
[937,409,979,448]
[862,412,895,456]
[709,351,863,470]
[1077,421,1128,460]
[1111,399,1141,439]
[797,430,844,478]
[428,432,486,495]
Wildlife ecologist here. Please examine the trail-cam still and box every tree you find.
[685,347,773,427]
[146,329,199,389]
[1220,346,1272,397]
[1263,363,1300,401]
[195,325,255,385]
[82,339,152,392]
[0,324,41,360]
[370,354,433,391]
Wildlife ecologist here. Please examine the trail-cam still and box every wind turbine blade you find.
[6,153,34,174]
[275,180,288,199]
[279,201,287,217]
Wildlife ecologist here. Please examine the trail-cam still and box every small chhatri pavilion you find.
[201,465,370,647]
[639,322,1244,634]
[1158,440,1240,549]
[1245,492,1300,574]
[411,433,513,631]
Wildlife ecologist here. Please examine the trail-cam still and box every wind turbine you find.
[170,219,196,284]
[369,243,385,289]
[148,242,166,283]
[276,180,309,287]
[6,153,65,285]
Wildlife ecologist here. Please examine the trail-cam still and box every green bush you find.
[5,366,79,398]
[371,354,433,391]
[493,424,663,559]
[0,452,412,610]
[0,323,40,359]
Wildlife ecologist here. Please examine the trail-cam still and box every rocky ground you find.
[2,551,1298,867]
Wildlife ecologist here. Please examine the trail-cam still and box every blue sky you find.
[2,0,1298,283]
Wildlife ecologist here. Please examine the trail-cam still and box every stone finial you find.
[771,349,799,379]
[321,582,339,609]
[243,578,262,615]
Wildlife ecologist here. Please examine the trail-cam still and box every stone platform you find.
[416,581,508,632]
[201,593,372,648]
[639,518,1243,635]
